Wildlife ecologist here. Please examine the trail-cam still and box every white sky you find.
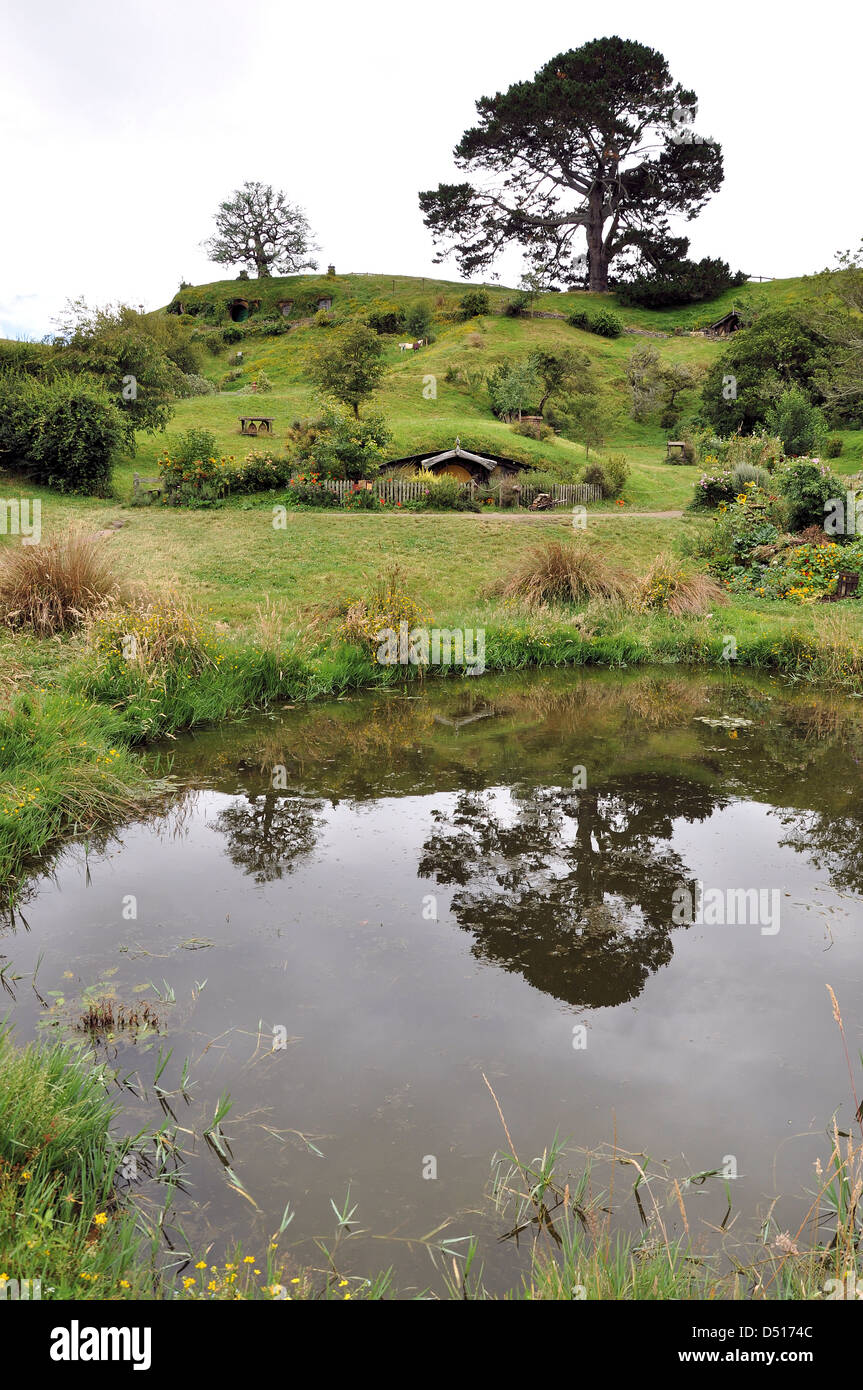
[1,0,861,339]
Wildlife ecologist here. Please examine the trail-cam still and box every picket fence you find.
[309,478,602,507]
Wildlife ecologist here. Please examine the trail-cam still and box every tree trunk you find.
[586,187,608,293]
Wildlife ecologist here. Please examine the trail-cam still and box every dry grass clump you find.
[0,529,128,636]
[488,540,635,610]
[636,553,728,617]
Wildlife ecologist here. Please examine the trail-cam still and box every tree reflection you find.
[419,775,721,1007]
[212,791,325,883]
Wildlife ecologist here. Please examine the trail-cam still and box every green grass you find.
[0,1023,155,1299]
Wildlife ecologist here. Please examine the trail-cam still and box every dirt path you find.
[333,509,684,521]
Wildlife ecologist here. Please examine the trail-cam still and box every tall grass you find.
[0,1023,153,1298]
[487,540,636,609]
[0,529,128,635]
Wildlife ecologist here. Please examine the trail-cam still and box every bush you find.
[691,471,736,509]
[598,454,629,498]
[567,307,623,338]
[222,326,242,344]
[314,310,335,328]
[503,291,531,317]
[342,483,381,510]
[588,308,624,339]
[404,302,434,338]
[250,369,273,393]
[458,290,490,320]
[339,563,428,650]
[177,372,217,397]
[26,375,124,495]
[290,404,391,481]
[365,304,405,335]
[776,458,843,531]
[488,540,635,609]
[220,368,244,389]
[766,387,825,458]
[617,258,747,309]
[0,528,128,635]
[228,449,292,493]
[730,463,773,493]
[281,477,340,508]
[824,436,844,458]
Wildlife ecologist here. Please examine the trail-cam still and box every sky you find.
[1,0,861,339]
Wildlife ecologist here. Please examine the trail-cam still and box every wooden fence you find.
[311,478,602,507]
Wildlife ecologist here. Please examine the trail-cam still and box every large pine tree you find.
[419,37,724,292]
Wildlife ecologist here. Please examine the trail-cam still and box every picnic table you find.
[239,416,275,437]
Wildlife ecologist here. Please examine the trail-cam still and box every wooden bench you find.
[239,416,275,437]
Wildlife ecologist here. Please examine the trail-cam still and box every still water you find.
[3,669,862,1292]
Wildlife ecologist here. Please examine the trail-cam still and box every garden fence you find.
[313,478,602,507]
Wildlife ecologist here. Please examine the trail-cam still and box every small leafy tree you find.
[204,181,318,278]
[308,324,386,417]
[459,290,490,320]
[531,348,592,416]
[404,302,434,339]
[291,405,392,480]
[557,392,620,458]
[626,344,661,421]
[51,299,177,449]
[766,387,825,457]
[487,360,541,420]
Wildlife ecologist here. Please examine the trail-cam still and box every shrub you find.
[0,528,128,635]
[177,372,217,397]
[365,304,405,335]
[582,461,609,495]
[172,427,218,468]
[220,368,244,389]
[588,308,623,338]
[281,477,340,508]
[0,373,123,495]
[488,540,635,609]
[617,258,746,309]
[691,470,736,510]
[158,430,232,504]
[824,436,844,458]
[342,483,381,511]
[636,555,728,616]
[314,310,335,328]
[730,463,773,493]
[404,302,434,338]
[776,458,843,531]
[249,369,273,393]
[503,291,531,317]
[766,387,825,458]
[222,326,242,344]
[291,404,391,480]
[418,473,477,511]
[228,449,292,493]
[599,454,629,497]
[458,290,490,320]
[88,593,216,684]
[567,308,623,338]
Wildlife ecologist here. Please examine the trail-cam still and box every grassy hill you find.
[106,268,858,507]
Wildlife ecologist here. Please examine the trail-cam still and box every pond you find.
[3,668,863,1294]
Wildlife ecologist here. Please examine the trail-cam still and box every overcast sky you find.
[1,0,861,339]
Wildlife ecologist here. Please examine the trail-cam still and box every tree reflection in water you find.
[419,776,722,1007]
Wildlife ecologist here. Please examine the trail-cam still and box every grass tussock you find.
[637,553,729,617]
[0,529,128,636]
[488,540,636,611]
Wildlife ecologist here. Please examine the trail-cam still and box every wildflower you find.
[93,1212,108,1226]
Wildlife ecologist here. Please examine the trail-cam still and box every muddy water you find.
[3,669,863,1293]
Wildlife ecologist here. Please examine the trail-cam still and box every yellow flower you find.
[93,1212,108,1226]
[195,1260,207,1269]
[21,1170,32,1181]
[243,1256,255,1264]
